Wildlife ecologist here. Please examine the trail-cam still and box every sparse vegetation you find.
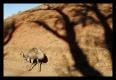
[4,3,112,76]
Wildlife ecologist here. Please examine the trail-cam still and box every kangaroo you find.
[20,48,48,71]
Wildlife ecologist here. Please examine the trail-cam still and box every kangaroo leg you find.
[27,63,37,71]
[27,62,37,71]
[37,59,42,72]
[39,62,42,72]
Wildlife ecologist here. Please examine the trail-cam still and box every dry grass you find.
[4,3,112,76]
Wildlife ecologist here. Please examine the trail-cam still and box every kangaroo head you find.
[20,51,27,59]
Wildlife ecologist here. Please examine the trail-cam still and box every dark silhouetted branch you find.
[32,20,67,41]
[55,9,102,76]
[4,21,15,45]
[92,4,112,59]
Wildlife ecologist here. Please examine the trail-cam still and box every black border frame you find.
[1,0,114,79]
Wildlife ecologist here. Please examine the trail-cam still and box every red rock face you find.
[4,3,112,76]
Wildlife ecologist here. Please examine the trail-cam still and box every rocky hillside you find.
[4,3,112,76]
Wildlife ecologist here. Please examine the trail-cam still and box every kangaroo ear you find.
[22,53,26,58]
[20,51,26,58]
